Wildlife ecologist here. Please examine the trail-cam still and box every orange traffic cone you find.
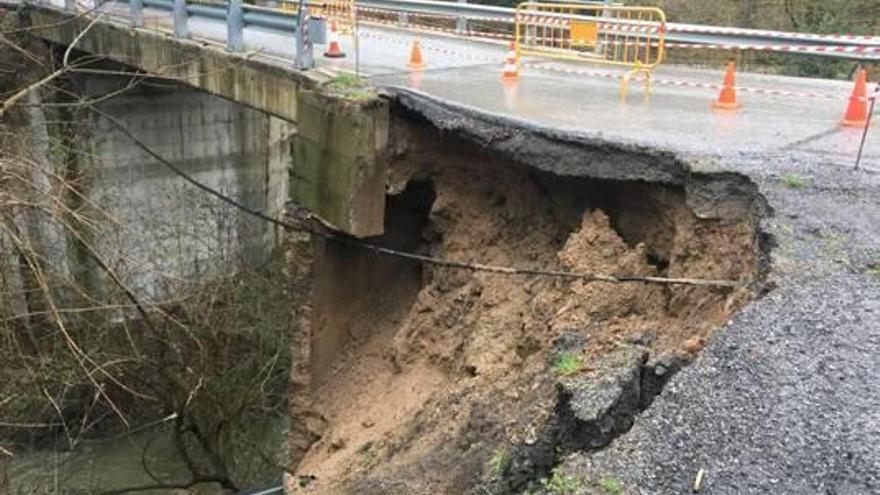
[324,20,345,58]
[501,41,519,81]
[712,61,741,110]
[842,68,869,128]
[407,39,426,70]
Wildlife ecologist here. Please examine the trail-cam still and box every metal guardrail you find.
[35,0,880,61]
[356,0,880,60]
[125,0,300,33]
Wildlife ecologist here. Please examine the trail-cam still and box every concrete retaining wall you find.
[22,73,296,300]
[292,90,388,238]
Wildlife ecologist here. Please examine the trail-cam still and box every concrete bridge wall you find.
[26,4,388,238]
[18,72,295,300]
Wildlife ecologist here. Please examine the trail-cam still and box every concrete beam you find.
[292,90,388,238]
[27,6,309,123]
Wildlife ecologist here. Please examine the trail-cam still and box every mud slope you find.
[289,96,769,494]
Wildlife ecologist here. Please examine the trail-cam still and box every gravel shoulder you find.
[555,151,880,494]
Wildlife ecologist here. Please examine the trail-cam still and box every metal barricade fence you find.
[272,0,354,33]
[515,2,666,99]
[322,0,355,31]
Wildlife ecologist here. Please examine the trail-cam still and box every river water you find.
[6,415,286,494]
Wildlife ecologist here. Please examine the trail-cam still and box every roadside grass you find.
[487,447,509,478]
[322,72,376,101]
[600,476,624,495]
[552,351,583,376]
[540,469,582,494]
[780,172,809,189]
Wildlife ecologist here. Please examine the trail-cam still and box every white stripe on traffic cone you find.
[501,42,519,81]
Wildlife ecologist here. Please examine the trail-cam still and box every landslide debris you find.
[289,122,764,495]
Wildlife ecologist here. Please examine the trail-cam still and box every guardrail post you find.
[130,0,144,27]
[398,12,409,27]
[456,0,467,35]
[227,0,244,52]
[173,0,189,39]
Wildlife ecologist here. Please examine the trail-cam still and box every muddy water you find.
[6,415,286,494]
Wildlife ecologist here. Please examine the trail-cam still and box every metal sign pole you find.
[854,84,878,171]
[295,1,315,69]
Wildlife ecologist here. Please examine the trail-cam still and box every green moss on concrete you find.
[322,73,377,102]
[291,89,388,237]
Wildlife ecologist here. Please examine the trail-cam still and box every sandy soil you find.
[290,130,760,494]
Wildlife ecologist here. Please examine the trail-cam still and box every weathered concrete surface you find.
[23,73,295,299]
[27,5,308,123]
[292,91,389,238]
[23,5,389,237]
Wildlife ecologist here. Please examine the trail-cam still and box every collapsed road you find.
[281,89,879,494]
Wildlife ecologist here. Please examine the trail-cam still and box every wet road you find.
[86,2,880,167]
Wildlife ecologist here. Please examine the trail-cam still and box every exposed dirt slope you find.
[290,121,762,494]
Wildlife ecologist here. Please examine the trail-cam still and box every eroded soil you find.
[288,118,765,494]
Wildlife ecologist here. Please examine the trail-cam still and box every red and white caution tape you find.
[666,23,880,45]
[516,14,569,27]
[356,5,511,24]
[358,30,500,62]
[662,42,880,55]
[362,16,514,41]
[598,21,663,34]
[531,62,878,102]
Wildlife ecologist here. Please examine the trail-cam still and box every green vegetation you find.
[322,72,376,101]
[600,476,624,495]
[552,351,583,376]
[487,447,510,478]
[540,469,583,494]
[781,172,809,189]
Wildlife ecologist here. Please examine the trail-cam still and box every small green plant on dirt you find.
[599,476,624,495]
[322,72,376,101]
[780,172,809,189]
[487,447,510,478]
[540,469,582,494]
[552,352,583,376]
